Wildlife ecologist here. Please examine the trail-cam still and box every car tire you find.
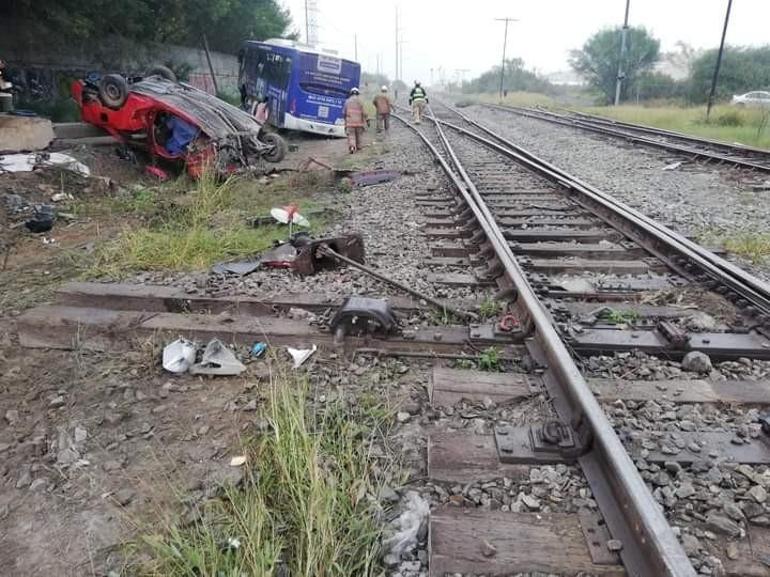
[98,74,128,109]
[261,132,287,163]
[146,65,177,82]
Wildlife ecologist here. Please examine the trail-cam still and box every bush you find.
[714,110,744,127]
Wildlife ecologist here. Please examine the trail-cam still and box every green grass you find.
[139,372,390,577]
[723,233,770,264]
[577,104,770,150]
[89,170,327,276]
[476,91,557,108]
[478,297,502,320]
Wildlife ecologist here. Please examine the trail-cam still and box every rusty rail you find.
[393,108,697,577]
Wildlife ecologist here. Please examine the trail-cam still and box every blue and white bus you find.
[237,39,361,138]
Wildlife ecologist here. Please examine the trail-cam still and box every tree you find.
[569,26,660,103]
[462,58,553,95]
[688,46,770,103]
[1,0,293,54]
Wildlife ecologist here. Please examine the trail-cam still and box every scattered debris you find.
[382,491,430,566]
[350,169,401,187]
[189,339,246,376]
[662,161,683,171]
[24,206,55,234]
[162,338,197,374]
[271,203,310,237]
[317,243,477,320]
[210,259,261,276]
[287,344,317,368]
[145,165,169,181]
[330,296,398,339]
[250,342,268,358]
[0,152,90,176]
[229,455,247,467]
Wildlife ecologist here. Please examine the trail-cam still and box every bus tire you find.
[147,65,177,82]
[261,132,287,163]
[98,74,128,109]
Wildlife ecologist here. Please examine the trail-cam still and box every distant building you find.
[544,70,586,87]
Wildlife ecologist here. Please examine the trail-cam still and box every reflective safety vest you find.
[410,86,427,101]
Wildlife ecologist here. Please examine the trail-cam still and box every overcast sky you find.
[279,0,769,83]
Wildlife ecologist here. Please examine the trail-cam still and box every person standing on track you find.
[342,87,367,153]
[372,85,392,133]
[409,81,428,124]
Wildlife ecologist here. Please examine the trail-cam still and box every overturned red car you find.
[71,70,287,178]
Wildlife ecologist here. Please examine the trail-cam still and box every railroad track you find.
[393,103,770,576]
[482,103,770,173]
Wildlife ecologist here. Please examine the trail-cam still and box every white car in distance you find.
[731,91,770,107]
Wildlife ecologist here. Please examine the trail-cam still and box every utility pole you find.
[395,7,399,81]
[495,18,518,101]
[305,0,310,45]
[706,0,734,121]
[614,0,631,106]
[354,34,358,61]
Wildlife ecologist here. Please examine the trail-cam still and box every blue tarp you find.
[165,116,199,155]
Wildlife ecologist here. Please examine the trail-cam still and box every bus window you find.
[298,83,348,97]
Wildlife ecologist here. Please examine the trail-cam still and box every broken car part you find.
[287,344,317,368]
[316,243,478,321]
[189,338,246,376]
[162,338,197,374]
[329,297,398,341]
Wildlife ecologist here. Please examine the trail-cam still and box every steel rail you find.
[392,110,696,577]
[568,107,770,157]
[435,105,770,320]
[484,103,770,173]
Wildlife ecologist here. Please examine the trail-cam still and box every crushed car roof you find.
[130,77,261,140]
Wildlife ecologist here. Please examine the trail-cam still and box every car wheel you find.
[261,132,287,163]
[146,65,177,82]
[98,74,128,109]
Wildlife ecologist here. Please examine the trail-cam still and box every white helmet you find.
[381,85,388,92]
[350,87,360,95]
[414,80,421,86]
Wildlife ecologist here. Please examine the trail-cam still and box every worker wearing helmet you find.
[342,87,368,153]
[372,85,392,133]
[409,81,428,124]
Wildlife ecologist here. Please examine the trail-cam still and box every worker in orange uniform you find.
[342,87,367,153]
[372,85,392,133]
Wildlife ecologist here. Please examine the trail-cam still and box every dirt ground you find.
[0,132,366,576]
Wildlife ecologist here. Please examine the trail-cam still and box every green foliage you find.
[713,110,744,127]
[600,308,640,325]
[478,297,502,320]
[461,58,553,95]
[632,71,687,101]
[140,375,387,576]
[90,171,324,275]
[569,26,661,103]
[478,347,501,372]
[453,358,476,370]
[3,0,293,54]
[688,46,770,103]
